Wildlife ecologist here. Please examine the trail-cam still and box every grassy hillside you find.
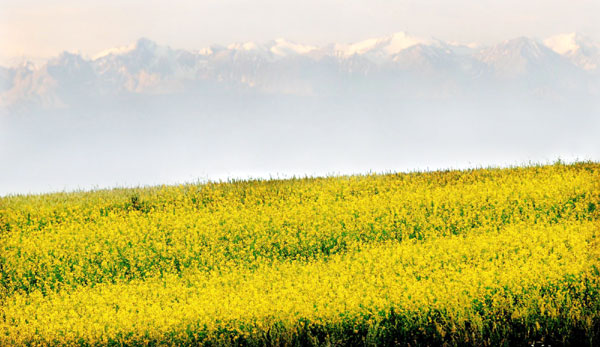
[1,162,599,346]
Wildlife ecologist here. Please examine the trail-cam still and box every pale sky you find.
[1,0,599,64]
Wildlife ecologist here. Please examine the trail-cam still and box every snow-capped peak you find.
[474,37,568,78]
[270,39,316,56]
[93,43,136,60]
[227,41,262,51]
[340,32,428,56]
[544,33,599,71]
[479,37,553,63]
[92,38,164,62]
[544,33,581,55]
[385,32,429,54]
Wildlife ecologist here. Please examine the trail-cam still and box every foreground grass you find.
[1,162,599,345]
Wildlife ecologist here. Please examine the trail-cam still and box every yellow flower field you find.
[1,162,599,345]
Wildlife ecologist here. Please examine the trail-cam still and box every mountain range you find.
[1,32,599,196]
[2,32,599,111]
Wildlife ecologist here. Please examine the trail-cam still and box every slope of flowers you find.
[1,162,599,345]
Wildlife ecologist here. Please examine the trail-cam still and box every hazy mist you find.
[1,34,599,196]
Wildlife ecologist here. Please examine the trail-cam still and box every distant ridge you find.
[1,33,599,109]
